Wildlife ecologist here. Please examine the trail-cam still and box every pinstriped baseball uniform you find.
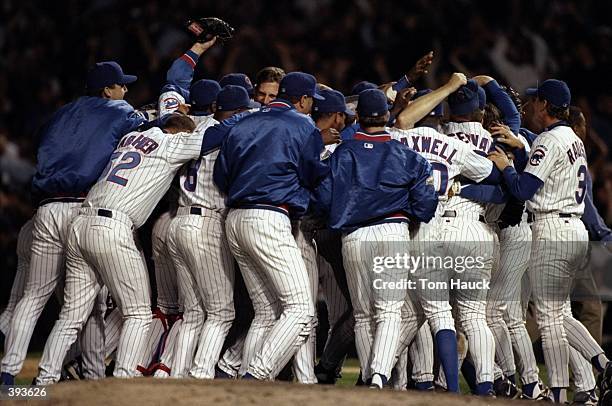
[343,222,412,382]
[132,212,181,375]
[153,211,181,315]
[103,306,121,360]
[523,124,604,388]
[392,347,410,390]
[167,116,238,379]
[1,201,82,377]
[482,137,538,385]
[165,230,204,377]
[216,225,319,384]
[224,209,314,380]
[0,219,33,336]
[284,222,318,383]
[487,219,540,386]
[409,322,435,384]
[36,126,204,384]
[389,127,493,335]
[390,123,500,390]
[391,323,435,390]
[565,300,597,392]
[438,121,497,385]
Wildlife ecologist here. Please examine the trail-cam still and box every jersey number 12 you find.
[100,151,142,187]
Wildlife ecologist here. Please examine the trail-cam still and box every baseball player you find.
[314,88,438,389]
[434,79,500,396]
[482,88,603,403]
[388,78,506,394]
[213,72,328,380]
[254,67,286,106]
[166,85,256,379]
[158,37,218,119]
[458,79,551,399]
[488,79,612,403]
[458,75,538,398]
[34,114,202,385]
[0,61,145,386]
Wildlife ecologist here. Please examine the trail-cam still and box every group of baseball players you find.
[1,34,612,405]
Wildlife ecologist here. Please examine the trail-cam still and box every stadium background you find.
[1,0,611,353]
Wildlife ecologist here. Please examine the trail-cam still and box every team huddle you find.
[1,33,612,405]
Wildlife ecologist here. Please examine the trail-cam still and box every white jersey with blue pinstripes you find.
[440,121,495,216]
[388,126,493,195]
[84,127,204,227]
[178,117,227,211]
[524,125,587,215]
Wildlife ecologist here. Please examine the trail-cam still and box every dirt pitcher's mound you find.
[4,378,525,406]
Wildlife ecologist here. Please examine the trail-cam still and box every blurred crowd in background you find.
[1,0,612,283]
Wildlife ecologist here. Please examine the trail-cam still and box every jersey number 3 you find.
[101,151,142,187]
[575,165,587,204]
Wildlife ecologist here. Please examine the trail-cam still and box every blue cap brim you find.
[525,88,538,96]
[119,74,137,85]
[248,100,260,109]
[313,92,325,100]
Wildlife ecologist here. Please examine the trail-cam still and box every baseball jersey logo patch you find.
[364,142,373,149]
[163,97,180,110]
[530,147,546,166]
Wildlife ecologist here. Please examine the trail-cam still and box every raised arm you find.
[165,38,217,97]
[473,75,521,134]
[158,38,218,117]
[395,73,467,130]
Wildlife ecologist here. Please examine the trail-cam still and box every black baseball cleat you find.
[105,360,115,377]
[599,388,612,406]
[0,372,15,386]
[598,362,612,394]
[569,389,597,405]
[215,366,234,379]
[241,372,259,380]
[314,363,337,385]
[493,378,522,399]
[59,359,83,382]
[355,371,365,386]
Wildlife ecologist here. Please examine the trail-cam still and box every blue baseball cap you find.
[357,89,388,117]
[413,89,443,117]
[350,81,377,96]
[219,73,254,96]
[525,79,571,108]
[477,86,486,110]
[448,79,480,115]
[216,85,258,111]
[190,79,221,107]
[279,72,324,100]
[313,89,354,115]
[86,61,137,89]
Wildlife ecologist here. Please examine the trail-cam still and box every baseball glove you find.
[186,17,235,42]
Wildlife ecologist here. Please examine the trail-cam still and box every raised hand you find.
[407,51,434,82]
